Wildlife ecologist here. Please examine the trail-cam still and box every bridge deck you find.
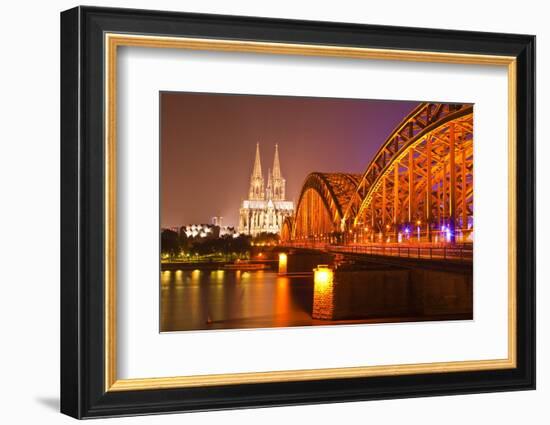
[281,242,472,272]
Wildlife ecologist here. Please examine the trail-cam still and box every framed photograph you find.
[61,6,535,419]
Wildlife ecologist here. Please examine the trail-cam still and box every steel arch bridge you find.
[280,216,294,242]
[287,102,474,245]
[287,172,361,242]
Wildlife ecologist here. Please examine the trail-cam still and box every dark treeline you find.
[160,227,279,260]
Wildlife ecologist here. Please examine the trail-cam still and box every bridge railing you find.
[331,244,472,262]
[281,242,473,262]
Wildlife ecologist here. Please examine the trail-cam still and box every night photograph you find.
[160,92,474,332]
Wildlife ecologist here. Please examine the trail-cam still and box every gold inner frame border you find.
[104,33,517,392]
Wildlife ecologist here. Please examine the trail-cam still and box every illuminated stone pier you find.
[311,266,473,321]
[312,266,335,320]
[278,253,287,275]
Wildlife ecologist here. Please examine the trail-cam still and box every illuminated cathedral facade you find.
[238,144,294,236]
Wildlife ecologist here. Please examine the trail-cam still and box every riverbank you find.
[161,260,277,271]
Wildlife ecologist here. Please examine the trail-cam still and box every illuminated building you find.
[238,143,294,236]
[171,223,240,239]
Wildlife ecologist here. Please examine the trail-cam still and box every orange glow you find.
[312,265,335,320]
[274,277,290,326]
[278,253,288,275]
[313,266,332,287]
[191,269,200,283]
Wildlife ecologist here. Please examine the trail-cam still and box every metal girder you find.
[292,172,361,239]
[343,103,473,224]
[351,110,474,244]
[280,216,294,242]
[288,103,474,245]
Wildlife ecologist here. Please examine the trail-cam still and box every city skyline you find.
[161,92,418,228]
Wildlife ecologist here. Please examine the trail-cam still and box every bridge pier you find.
[310,266,472,322]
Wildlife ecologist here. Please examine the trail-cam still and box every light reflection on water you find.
[160,269,313,332]
[160,266,472,331]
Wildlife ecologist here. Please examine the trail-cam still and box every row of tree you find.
[160,227,280,260]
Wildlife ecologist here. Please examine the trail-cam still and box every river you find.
[160,265,472,332]
[161,269,316,332]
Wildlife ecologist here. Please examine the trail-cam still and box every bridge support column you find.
[461,140,468,239]
[426,136,432,242]
[408,149,415,223]
[382,176,387,241]
[449,123,457,243]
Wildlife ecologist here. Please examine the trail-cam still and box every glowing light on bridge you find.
[278,253,288,275]
[314,265,332,286]
[312,265,335,320]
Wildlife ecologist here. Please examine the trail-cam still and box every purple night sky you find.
[161,92,419,228]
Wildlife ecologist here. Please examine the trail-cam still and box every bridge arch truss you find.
[291,172,361,242]
[344,103,474,244]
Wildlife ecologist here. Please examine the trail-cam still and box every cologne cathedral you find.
[238,144,294,236]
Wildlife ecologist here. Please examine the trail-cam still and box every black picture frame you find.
[61,5,535,419]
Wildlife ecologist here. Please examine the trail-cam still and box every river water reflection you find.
[160,269,315,332]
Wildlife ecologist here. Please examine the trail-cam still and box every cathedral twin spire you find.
[248,143,286,201]
[240,143,294,236]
